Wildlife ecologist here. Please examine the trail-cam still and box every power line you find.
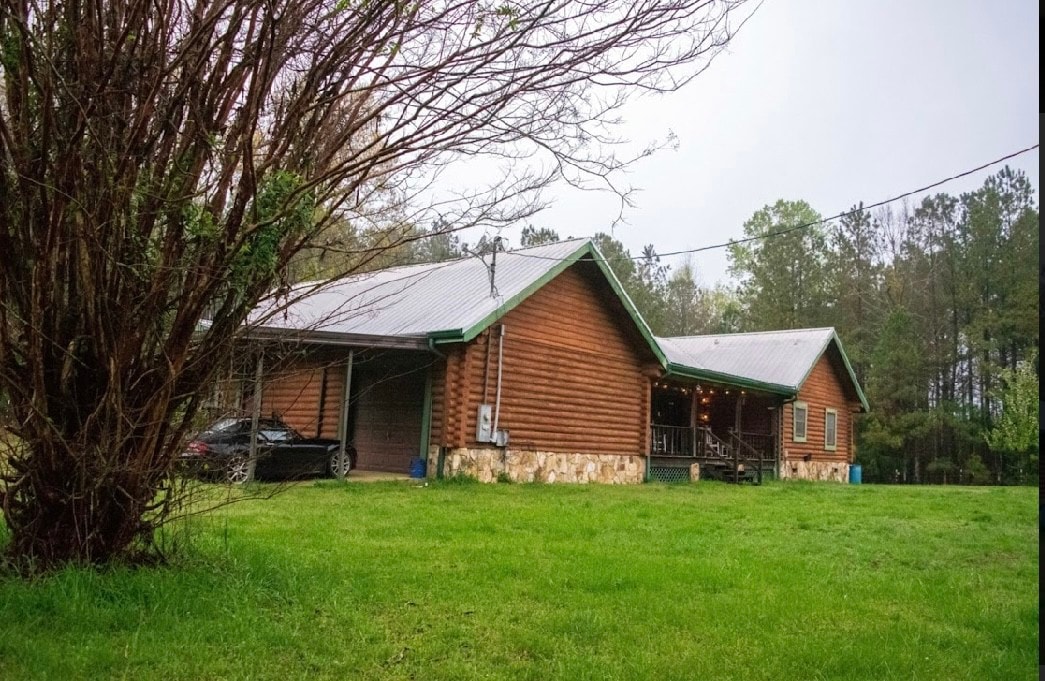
[513,142,1039,262]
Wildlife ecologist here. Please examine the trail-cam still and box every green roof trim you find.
[795,331,870,412]
[452,241,589,344]
[427,328,465,342]
[428,241,668,367]
[585,243,668,367]
[664,362,796,397]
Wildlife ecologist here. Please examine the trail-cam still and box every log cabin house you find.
[229,239,867,483]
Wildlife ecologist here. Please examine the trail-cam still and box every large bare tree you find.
[0,0,750,569]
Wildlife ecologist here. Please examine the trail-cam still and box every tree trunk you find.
[3,438,169,570]
[1,371,199,572]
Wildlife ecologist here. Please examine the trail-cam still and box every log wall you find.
[259,353,346,439]
[435,260,656,456]
[781,350,862,463]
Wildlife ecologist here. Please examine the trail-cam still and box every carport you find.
[219,337,436,479]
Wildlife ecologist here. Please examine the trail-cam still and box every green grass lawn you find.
[0,480,1038,680]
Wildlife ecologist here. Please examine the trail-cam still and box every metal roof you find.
[247,238,865,410]
[248,238,665,364]
[657,328,868,410]
[250,239,587,339]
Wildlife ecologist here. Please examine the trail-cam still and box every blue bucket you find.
[409,456,426,479]
[849,464,862,485]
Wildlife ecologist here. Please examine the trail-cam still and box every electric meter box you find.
[476,404,494,443]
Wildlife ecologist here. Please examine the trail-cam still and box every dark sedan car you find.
[180,417,356,483]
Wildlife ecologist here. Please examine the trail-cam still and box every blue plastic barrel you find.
[849,464,862,485]
[409,456,426,479]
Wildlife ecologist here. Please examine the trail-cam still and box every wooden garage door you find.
[351,359,427,473]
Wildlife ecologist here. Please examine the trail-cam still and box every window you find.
[792,402,808,443]
[824,408,838,451]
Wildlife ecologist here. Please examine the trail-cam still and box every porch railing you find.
[696,426,733,460]
[734,431,774,462]
[650,424,775,485]
[650,424,693,456]
[650,424,736,459]
[729,431,765,484]
[651,425,775,463]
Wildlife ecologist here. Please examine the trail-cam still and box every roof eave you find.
[428,328,465,343]
[664,362,796,397]
[242,326,431,351]
[831,331,870,412]
[587,244,668,368]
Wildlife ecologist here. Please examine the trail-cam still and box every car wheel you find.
[328,449,353,478]
[226,454,251,484]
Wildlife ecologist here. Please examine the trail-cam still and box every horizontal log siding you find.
[260,359,345,439]
[782,353,862,463]
[446,262,651,455]
[319,365,346,439]
[428,355,447,446]
[433,347,463,448]
[642,378,652,457]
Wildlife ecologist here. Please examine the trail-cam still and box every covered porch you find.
[648,378,781,483]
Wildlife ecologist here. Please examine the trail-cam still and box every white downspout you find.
[492,324,506,436]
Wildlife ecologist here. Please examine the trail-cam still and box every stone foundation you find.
[430,447,645,484]
[779,458,849,483]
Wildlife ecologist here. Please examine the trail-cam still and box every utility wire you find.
[511,142,1039,262]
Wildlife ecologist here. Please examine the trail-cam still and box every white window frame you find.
[792,401,808,443]
[824,408,838,451]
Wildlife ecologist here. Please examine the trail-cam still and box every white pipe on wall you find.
[492,324,506,438]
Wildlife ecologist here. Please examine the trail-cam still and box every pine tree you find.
[728,200,831,330]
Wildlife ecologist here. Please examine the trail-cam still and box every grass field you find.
[0,480,1038,680]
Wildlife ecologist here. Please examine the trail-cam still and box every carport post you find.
[418,366,433,470]
[690,386,699,457]
[247,352,263,483]
[735,392,744,434]
[335,351,354,478]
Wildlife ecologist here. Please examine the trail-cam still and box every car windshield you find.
[258,427,295,442]
[206,418,300,440]
[207,418,246,434]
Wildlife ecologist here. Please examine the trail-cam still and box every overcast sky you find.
[489,0,1039,286]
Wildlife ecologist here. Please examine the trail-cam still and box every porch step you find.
[699,461,764,484]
